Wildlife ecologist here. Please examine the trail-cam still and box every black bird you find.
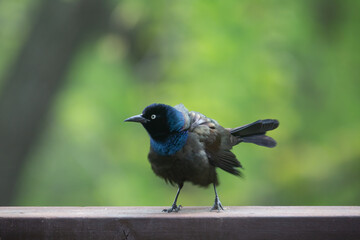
[125,103,279,212]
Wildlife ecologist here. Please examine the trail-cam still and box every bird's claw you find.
[162,204,182,213]
[210,198,224,212]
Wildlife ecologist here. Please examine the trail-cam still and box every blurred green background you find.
[0,0,359,206]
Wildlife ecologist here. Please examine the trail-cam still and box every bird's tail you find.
[230,119,279,148]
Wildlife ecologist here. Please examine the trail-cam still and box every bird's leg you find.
[163,183,183,213]
[211,183,224,212]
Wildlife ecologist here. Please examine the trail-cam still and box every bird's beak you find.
[124,114,149,124]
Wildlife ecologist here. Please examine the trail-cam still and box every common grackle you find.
[125,103,279,212]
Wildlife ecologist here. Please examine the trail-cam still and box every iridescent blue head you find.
[124,103,188,155]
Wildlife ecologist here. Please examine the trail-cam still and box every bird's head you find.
[124,103,185,141]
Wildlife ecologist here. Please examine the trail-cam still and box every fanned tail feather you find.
[231,119,279,148]
[241,135,277,148]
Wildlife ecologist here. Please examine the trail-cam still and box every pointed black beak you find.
[124,114,149,124]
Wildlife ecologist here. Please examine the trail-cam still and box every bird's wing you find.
[186,111,243,176]
[188,111,218,131]
[173,104,218,131]
[204,130,243,176]
[211,151,242,176]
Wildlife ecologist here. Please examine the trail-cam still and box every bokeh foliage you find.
[1,0,359,206]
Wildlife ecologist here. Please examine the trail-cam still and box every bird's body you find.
[125,103,279,212]
[148,105,239,187]
[149,130,220,187]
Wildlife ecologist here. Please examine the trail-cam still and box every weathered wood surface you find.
[0,206,359,240]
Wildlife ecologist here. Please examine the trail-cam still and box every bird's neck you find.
[150,131,188,156]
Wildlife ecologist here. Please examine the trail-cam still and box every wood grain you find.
[0,206,359,240]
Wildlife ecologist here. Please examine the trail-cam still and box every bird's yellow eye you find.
[151,114,156,120]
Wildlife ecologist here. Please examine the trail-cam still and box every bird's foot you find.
[210,198,224,212]
[162,204,182,213]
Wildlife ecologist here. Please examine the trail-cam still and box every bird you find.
[124,103,279,212]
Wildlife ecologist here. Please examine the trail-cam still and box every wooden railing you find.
[0,206,359,239]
